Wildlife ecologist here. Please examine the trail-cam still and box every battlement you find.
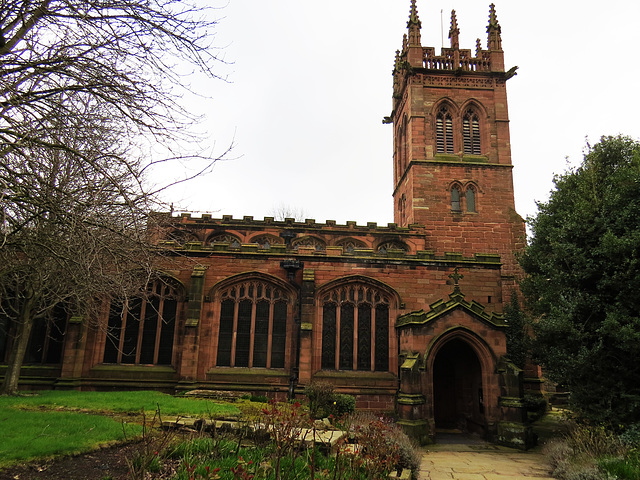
[168,212,423,234]
[422,46,491,72]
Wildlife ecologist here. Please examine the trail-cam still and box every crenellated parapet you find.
[152,212,503,267]
[422,46,491,72]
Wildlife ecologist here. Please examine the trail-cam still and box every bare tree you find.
[269,203,309,222]
[0,0,227,394]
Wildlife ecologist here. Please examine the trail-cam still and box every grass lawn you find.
[0,390,239,468]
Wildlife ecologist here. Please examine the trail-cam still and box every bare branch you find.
[0,0,229,394]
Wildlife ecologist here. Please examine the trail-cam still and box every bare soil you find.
[0,443,140,480]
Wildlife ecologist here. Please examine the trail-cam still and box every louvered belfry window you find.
[463,109,481,155]
[321,284,389,372]
[216,280,288,369]
[436,106,454,153]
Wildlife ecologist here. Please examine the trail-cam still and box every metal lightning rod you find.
[440,9,444,49]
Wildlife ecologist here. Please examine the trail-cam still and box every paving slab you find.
[419,436,555,480]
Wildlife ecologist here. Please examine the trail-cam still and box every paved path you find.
[419,435,555,480]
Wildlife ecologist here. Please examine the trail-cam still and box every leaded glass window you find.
[216,280,290,368]
[451,186,461,211]
[103,279,178,365]
[466,186,477,213]
[24,304,67,365]
[1,295,69,365]
[339,304,354,370]
[321,303,337,369]
[374,305,390,371]
[357,304,372,370]
[321,284,390,372]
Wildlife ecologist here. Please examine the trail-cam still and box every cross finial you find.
[449,267,464,294]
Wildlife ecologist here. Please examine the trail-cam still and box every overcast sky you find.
[166,0,640,226]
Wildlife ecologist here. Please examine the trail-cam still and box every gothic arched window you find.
[321,284,390,372]
[0,302,68,365]
[334,238,366,254]
[216,280,290,369]
[250,234,283,249]
[209,234,241,248]
[463,109,481,155]
[451,186,462,211]
[436,106,454,154]
[377,240,409,254]
[397,194,407,225]
[466,186,477,212]
[25,304,67,364]
[166,229,199,244]
[103,279,179,365]
[402,114,409,171]
[291,236,326,252]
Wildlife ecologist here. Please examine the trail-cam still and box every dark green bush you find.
[249,394,268,403]
[620,423,640,448]
[599,453,640,480]
[304,382,335,419]
[303,382,356,419]
[523,394,548,421]
[332,393,356,417]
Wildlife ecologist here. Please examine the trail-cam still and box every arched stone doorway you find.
[433,338,485,435]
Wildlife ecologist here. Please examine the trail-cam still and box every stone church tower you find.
[390,1,525,300]
[390,2,533,446]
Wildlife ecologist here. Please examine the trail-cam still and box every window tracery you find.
[250,234,283,249]
[209,234,241,248]
[377,240,409,254]
[0,302,68,365]
[436,105,454,154]
[103,279,179,365]
[334,238,366,254]
[291,236,326,252]
[463,108,481,155]
[166,229,199,244]
[216,280,290,369]
[321,284,390,372]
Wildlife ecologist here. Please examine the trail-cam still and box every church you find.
[1,1,540,448]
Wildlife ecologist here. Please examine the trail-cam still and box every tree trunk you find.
[1,296,36,395]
